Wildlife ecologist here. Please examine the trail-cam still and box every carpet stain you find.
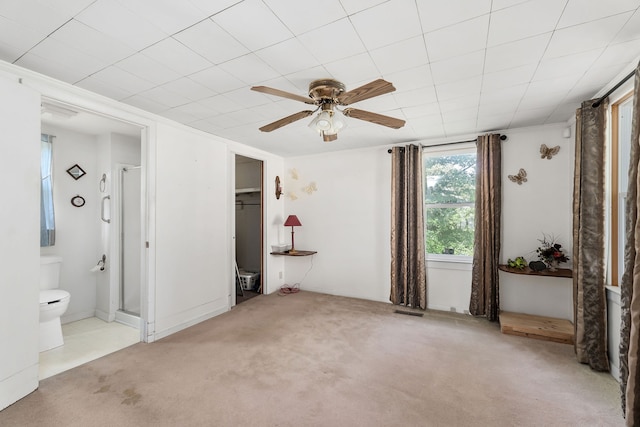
[94,385,111,394]
[121,388,142,406]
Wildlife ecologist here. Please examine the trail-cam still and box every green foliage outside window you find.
[424,153,476,256]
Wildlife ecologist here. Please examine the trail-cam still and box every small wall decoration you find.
[66,164,86,180]
[70,195,85,207]
[508,168,527,185]
[540,144,560,160]
[275,176,282,200]
[302,182,317,195]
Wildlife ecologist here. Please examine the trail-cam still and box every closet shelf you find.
[235,187,261,194]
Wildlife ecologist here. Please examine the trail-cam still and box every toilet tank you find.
[40,255,62,290]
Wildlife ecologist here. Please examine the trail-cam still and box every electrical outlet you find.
[279,271,283,279]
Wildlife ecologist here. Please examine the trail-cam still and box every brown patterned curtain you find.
[621,61,640,423]
[469,134,502,321]
[573,99,609,372]
[390,144,427,309]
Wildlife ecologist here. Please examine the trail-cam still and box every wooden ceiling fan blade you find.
[251,86,314,104]
[337,79,396,105]
[258,110,315,132]
[343,108,406,129]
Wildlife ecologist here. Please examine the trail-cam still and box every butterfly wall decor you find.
[540,144,560,160]
[508,168,527,185]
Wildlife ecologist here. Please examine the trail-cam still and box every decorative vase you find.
[548,259,559,271]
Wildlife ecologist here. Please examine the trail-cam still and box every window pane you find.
[425,153,476,204]
[425,206,474,256]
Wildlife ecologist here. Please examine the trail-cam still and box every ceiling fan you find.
[251,78,406,142]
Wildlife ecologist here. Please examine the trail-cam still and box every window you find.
[611,93,633,285]
[41,133,55,247]
[423,147,476,260]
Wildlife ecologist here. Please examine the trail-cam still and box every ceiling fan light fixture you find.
[315,111,332,131]
[322,131,338,142]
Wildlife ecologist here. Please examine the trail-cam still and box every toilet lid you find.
[40,289,70,305]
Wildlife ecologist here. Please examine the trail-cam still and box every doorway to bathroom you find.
[234,155,263,305]
[39,100,146,379]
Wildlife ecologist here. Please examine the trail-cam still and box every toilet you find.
[39,255,70,352]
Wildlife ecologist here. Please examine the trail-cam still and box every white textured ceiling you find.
[3,0,640,156]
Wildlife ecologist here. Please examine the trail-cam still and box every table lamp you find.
[284,215,302,253]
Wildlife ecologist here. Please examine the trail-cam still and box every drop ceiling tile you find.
[159,108,200,124]
[546,104,579,123]
[598,39,640,68]
[491,0,530,11]
[385,65,434,91]
[138,86,192,108]
[430,50,485,85]
[75,76,133,101]
[189,66,246,94]
[435,76,483,101]
[198,94,244,114]
[224,87,272,109]
[123,94,171,114]
[218,54,280,85]
[510,106,551,128]
[75,0,167,51]
[168,102,218,120]
[200,113,242,129]
[116,53,182,86]
[613,9,640,43]
[439,94,481,113]
[263,0,346,35]
[558,0,639,28]
[0,0,72,35]
[417,0,492,33]
[544,13,634,59]
[0,16,45,61]
[255,38,320,75]
[116,0,206,34]
[324,53,380,86]
[26,38,105,79]
[533,49,603,81]
[484,33,552,74]
[49,20,135,66]
[443,119,480,136]
[173,19,249,65]
[477,113,513,131]
[89,65,157,94]
[480,84,528,106]
[142,38,212,75]
[487,0,565,46]
[350,0,422,50]
[16,52,87,84]
[441,106,477,124]
[425,15,490,63]
[161,78,217,101]
[225,108,265,126]
[369,36,429,76]
[187,0,241,15]
[402,103,441,119]
[481,65,536,91]
[339,0,387,15]
[478,99,522,116]
[393,86,438,107]
[298,18,367,63]
[212,0,293,51]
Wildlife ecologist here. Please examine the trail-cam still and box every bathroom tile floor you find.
[39,317,140,380]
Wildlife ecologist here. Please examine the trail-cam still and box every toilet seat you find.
[40,289,70,306]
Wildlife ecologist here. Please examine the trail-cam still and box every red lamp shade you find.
[284,215,302,252]
[284,215,302,227]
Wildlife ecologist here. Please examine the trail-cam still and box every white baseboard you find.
[153,303,228,341]
[94,309,115,323]
[61,309,95,325]
[0,363,38,411]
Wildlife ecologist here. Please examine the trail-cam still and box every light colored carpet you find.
[0,291,623,426]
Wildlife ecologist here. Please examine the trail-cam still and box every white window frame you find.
[423,143,476,264]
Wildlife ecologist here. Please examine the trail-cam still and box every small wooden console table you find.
[270,250,317,256]
[498,264,574,344]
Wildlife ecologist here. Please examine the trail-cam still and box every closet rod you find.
[387,134,507,153]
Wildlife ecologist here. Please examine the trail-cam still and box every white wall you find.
[500,123,574,320]
[0,76,41,410]
[40,124,101,323]
[283,123,575,316]
[153,122,230,339]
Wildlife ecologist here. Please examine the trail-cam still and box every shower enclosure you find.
[114,164,142,326]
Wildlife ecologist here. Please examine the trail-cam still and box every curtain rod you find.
[592,69,636,108]
[387,135,507,153]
